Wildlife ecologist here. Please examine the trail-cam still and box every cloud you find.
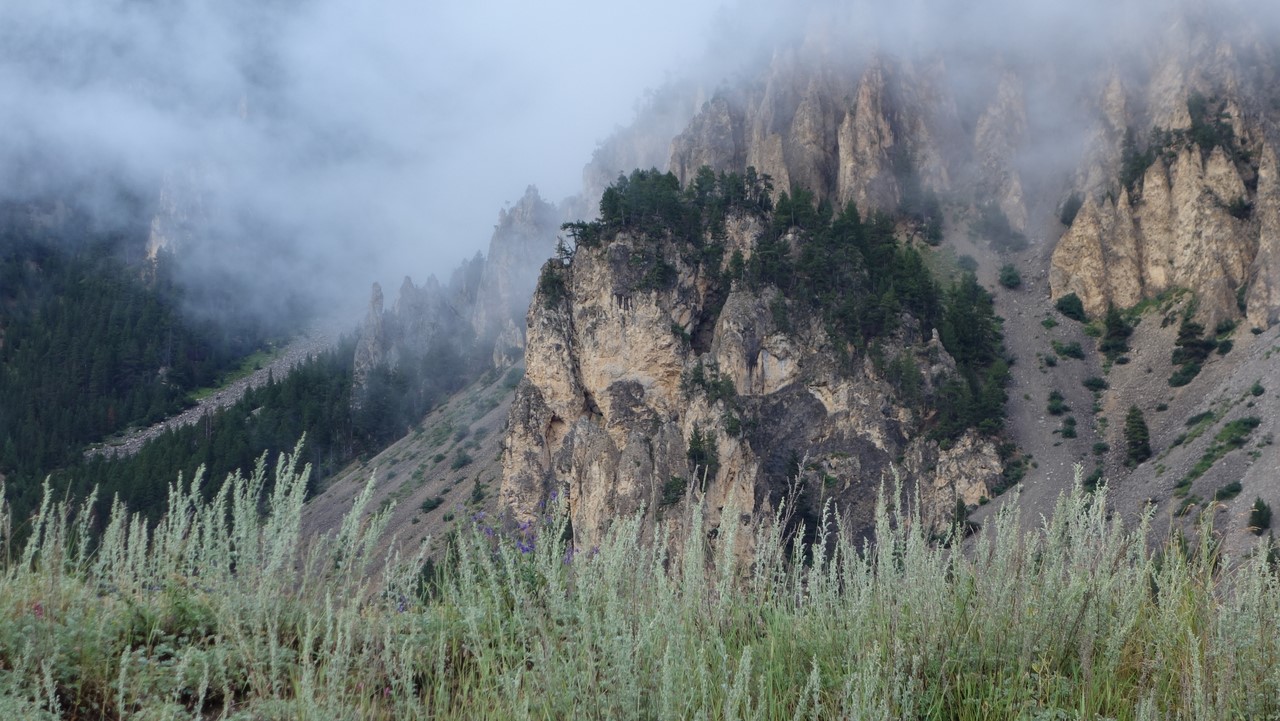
[4,0,1274,325]
[0,0,724,320]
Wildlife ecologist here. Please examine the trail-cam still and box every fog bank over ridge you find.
[2,0,1273,322]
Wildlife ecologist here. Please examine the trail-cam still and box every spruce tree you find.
[1124,406,1152,466]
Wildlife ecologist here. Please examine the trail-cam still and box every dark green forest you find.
[0,199,491,537]
[49,342,359,529]
[0,211,271,481]
[561,168,1008,442]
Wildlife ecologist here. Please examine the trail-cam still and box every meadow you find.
[2,443,1278,719]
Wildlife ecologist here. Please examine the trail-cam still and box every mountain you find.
[485,2,1280,554]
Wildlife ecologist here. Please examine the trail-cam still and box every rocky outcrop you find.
[353,188,559,401]
[973,72,1029,232]
[470,187,560,345]
[668,53,1046,225]
[351,274,471,404]
[1246,144,1280,328]
[1052,140,1260,324]
[502,220,997,548]
[146,167,208,260]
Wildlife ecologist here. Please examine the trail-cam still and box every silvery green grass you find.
[2,439,1279,719]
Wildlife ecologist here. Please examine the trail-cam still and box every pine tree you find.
[1124,406,1152,466]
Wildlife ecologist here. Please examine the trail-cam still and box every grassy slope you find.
[299,365,520,564]
[4,448,1280,719]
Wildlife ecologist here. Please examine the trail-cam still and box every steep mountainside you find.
[491,5,1280,552]
[503,174,1010,547]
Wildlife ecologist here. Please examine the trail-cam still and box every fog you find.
[0,0,723,321]
[2,0,1272,326]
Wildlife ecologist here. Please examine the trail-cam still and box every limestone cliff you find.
[1049,19,1280,327]
[502,216,1001,547]
[469,186,561,344]
[353,187,559,402]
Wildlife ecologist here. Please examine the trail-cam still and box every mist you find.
[5,0,1276,328]
[0,0,724,324]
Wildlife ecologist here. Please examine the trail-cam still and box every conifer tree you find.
[1124,406,1152,466]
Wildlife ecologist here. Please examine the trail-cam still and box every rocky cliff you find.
[502,203,1004,547]
[352,187,561,402]
[1049,19,1280,328]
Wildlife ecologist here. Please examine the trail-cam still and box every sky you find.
[0,0,725,319]
[1,0,1270,325]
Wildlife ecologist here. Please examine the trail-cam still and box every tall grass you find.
[2,448,1279,719]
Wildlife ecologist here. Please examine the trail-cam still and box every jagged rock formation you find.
[669,50,1030,232]
[470,187,562,343]
[1051,144,1257,325]
[352,187,560,403]
[502,219,999,547]
[661,10,1280,331]
[146,168,209,261]
[1049,17,1280,327]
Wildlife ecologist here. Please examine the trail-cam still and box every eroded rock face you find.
[1049,21,1280,328]
[470,186,560,345]
[502,220,997,548]
[1052,138,1263,325]
[668,52,1054,230]
[352,188,559,401]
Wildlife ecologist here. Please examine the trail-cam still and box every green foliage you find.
[421,496,444,512]
[0,227,278,492]
[1251,381,1265,397]
[1217,417,1263,449]
[681,360,736,406]
[1214,482,1243,502]
[998,263,1022,289]
[538,261,569,307]
[686,426,719,483]
[1055,293,1087,322]
[32,343,361,532]
[1124,406,1152,466]
[1041,316,1058,330]
[884,353,924,406]
[1250,498,1272,535]
[1119,127,1157,192]
[1169,363,1203,387]
[1227,197,1254,220]
[1169,316,1215,386]
[1099,305,1132,360]
[893,145,945,245]
[1052,340,1085,360]
[661,476,688,507]
[1082,377,1109,392]
[1047,390,1069,416]
[566,166,772,252]
[450,451,473,470]
[1186,411,1215,428]
[1186,92,1240,158]
[8,462,1280,718]
[1060,416,1078,438]
[572,170,1005,442]
[1180,417,1263,490]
